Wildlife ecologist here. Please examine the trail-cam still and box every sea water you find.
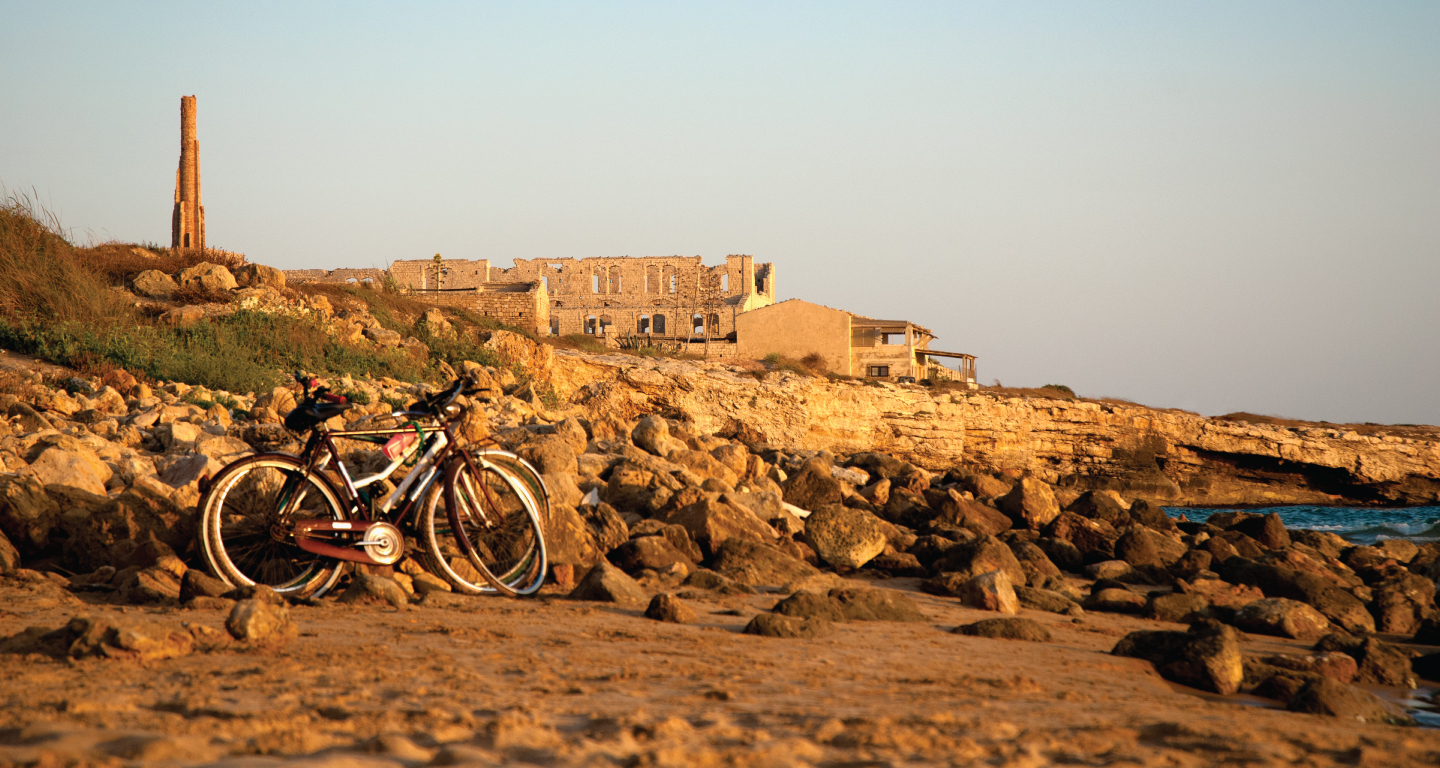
[1164,505,1440,545]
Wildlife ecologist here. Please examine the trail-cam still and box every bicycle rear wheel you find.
[200,455,347,597]
[473,449,551,528]
[420,455,546,596]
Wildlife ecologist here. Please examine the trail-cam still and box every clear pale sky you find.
[2,2,1437,425]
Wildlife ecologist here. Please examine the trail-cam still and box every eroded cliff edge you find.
[534,345,1440,507]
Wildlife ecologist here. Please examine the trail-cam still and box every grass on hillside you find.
[0,191,493,395]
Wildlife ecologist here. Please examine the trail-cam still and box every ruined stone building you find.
[284,255,973,383]
[171,96,204,250]
[735,299,976,383]
[287,254,776,343]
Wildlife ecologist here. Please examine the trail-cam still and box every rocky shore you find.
[0,315,1438,764]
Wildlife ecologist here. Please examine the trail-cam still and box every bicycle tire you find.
[420,455,546,596]
[472,449,551,528]
[200,454,348,597]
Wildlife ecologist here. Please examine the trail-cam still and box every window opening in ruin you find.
[880,332,906,345]
[541,276,549,292]
[184,233,190,248]
[653,314,667,334]
[706,313,719,335]
[638,315,650,334]
[868,366,890,377]
[347,278,358,284]
[670,274,677,293]
[592,274,599,293]
[599,314,613,336]
[549,316,559,336]
[585,315,597,334]
[721,274,728,292]
[757,276,765,293]
[692,314,704,334]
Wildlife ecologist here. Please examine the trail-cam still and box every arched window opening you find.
[653,314,667,334]
[599,314,613,336]
[638,315,651,334]
[692,314,704,334]
[585,315,598,334]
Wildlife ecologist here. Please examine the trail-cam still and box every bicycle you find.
[197,373,549,598]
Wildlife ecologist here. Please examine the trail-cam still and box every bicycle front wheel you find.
[421,455,546,596]
[200,455,347,597]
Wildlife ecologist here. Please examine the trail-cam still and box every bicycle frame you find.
[286,414,518,568]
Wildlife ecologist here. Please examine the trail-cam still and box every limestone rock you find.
[569,560,648,607]
[957,570,1019,614]
[1015,585,1082,615]
[233,263,287,291]
[802,504,888,569]
[644,593,697,624]
[1230,512,1291,550]
[1286,677,1414,724]
[26,445,111,497]
[8,401,52,433]
[338,573,410,610]
[0,474,60,553]
[1216,557,1375,634]
[1368,571,1435,635]
[661,496,775,559]
[519,435,577,476]
[180,570,232,602]
[632,415,684,458]
[772,591,846,622]
[1083,587,1147,614]
[608,535,696,576]
[953,617,1052,642]
[782,459,845,511]
[1234,598,1332,641]
[1313,634,1417,688]
[132,269,179,298]
[225,598,298,644]
[364,326,403,346]
[1112,619,1244,695]
[1114,527,1187,569]
[682,568,757,595]
[828,586,927,622]
[177,262,238,293]
[709,538,819,587]
[933,534,1026,585]
[1260,652,1358,684]
[997,478,1060,530]
[933,492,1012,536]
[0,529,18,572]
[117,566,181,604]
[743,613,832,639]
[1066,490,1129,523]
[1045,512,1119,559]
[1144,592,1210,623]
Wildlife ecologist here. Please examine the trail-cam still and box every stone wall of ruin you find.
[407,283,549,336]
[287,254,776,343]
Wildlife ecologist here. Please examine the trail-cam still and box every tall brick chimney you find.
[171,95,205,250]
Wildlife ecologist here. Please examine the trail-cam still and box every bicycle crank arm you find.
[293,520,406,566]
